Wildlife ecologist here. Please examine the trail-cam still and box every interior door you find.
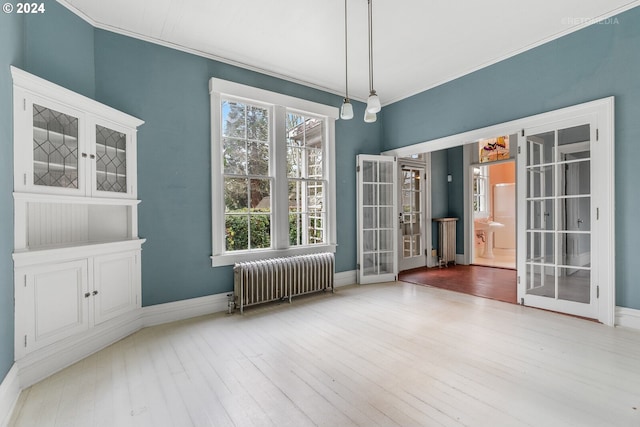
[357,155,398,284]
[517,117,598,319]
[399,166,426,271]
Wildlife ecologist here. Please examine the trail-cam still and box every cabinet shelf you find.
[13,238,146,266]
[95,142,126,153]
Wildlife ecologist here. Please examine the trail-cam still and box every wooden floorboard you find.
[8,282,640,427]
[399,265,517,304]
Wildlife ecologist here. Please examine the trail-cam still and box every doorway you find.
[471,161,516,269]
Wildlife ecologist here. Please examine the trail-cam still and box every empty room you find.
[1,1,640,426]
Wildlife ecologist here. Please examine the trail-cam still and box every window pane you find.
[307,148,323,179]
[287,146,303,178]
[249,179,270,212]
[224,178,248,211]
[225,214,249,251]
[223,138,246,175]
[247,141,269,176]
[247,106,268,142]
[222,101,246,138]
[250,214,271,249]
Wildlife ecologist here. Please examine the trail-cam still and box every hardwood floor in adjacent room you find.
[399,265,517,304]
[9,282,640,427]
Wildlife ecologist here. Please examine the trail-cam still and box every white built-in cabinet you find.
[11,66,145,361]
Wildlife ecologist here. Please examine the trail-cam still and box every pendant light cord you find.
[344,0,349,100]
[368,0,374,94]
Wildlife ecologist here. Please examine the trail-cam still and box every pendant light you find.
[340,0,354,120]
[365,0,381,115]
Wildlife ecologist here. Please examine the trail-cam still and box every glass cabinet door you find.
[94,124,128,194]
[32,104,80,190]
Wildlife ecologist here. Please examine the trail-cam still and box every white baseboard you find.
[142,293,230,327]
[335,270,356,287]
[17,310,142,389]
[12,270,356,409]
[615,306,640,330]
[0,364,20,427]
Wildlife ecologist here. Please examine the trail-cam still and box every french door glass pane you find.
[95,125,127,193]
[558,268,590,303]
[525,124,592,304]
[33,104,79,188]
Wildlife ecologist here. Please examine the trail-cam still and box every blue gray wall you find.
[2,0,639,386]
[0,9,23,384]
[383,7,640,309]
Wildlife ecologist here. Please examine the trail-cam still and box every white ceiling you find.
[59,0,639,106]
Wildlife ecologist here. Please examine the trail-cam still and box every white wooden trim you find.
[615,307,640,330]
[141,293,230,328]
[382,97,615,157]
[16,309,141,388]
[13,192,141,206]
[0,365,20,427]
[13,278,351,390]
[335,270,357,288]
[12,239,146,267]
[211,244,337,267]
[10,67,143,128]
[209,78,339,119]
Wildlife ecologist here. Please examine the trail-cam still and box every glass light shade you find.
[364,109,377,123]
[366,91,381,114]
[340,99,354,120]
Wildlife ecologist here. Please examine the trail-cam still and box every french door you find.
[357,155,398,284]
[517,114,611,321]
[399,166,426,271]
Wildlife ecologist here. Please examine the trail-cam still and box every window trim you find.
[209,78,338,267]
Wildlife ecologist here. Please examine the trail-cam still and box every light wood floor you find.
[9,282,640,427]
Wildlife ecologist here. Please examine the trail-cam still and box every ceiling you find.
[59,0,639,106]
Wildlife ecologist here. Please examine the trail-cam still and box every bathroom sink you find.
[474,220,504,258]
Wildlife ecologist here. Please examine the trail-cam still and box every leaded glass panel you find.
[33,104,79,188]
[95,125,127,193]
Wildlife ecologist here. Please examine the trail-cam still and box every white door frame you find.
[398,159,428,271]
[383,97,614,325]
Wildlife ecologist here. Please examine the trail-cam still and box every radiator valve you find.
[227,293,235,314]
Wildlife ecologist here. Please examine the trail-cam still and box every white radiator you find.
[434,218,457,267]
[233,252,334,313]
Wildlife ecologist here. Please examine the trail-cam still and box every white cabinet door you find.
[14,93,88,197]
[93,251,139,325]
[19,260,90,355]
[90,119,137,199]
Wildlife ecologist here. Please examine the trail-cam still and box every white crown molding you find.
[55,0,361,103]
[0,364,20,427]
[380,1,640,106]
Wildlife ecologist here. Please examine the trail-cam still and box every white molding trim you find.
[16,310,142,388]
[12,271,352,395]
[142,293,230,328]
[615,307,640,330]
[10,66,144,128]
[335,270,357,288]
[0,365,20,427]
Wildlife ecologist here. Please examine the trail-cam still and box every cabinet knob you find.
[92,290,99,296]
[81,153,88,158]
[90,154,96,159]
[84,292,90,298]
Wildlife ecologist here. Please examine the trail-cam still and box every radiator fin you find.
[233,253,334,313]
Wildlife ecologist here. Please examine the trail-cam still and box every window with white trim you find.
[210,79,338,266]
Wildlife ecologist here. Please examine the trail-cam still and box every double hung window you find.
[210,79,337,266]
